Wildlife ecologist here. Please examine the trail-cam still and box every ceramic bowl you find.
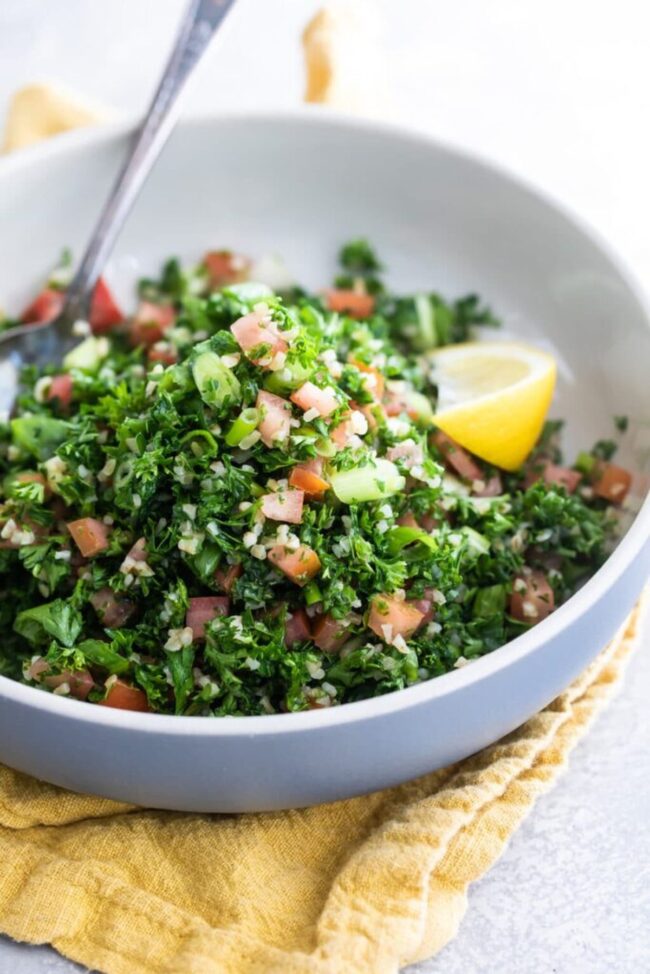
[0,110,648,812]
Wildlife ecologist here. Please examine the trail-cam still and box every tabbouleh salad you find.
[0,241,633,715]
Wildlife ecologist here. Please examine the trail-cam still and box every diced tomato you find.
[89,277,123,334]
[509,570,555,625]
[256,390,292,447]
[330,414,353,448]
[408,587,436,627]
[312,613,352,653]
[268,544,321,586]
[67,517,110,557]
[325,289,375,319]
[215,563,242,594]
[261,489,304,524]
[289,461,330,500]
[349,358,384,400]
[90,587,136,628]
[231,310,287,366]
[419,512,441,532]
[387,439,424,469]
[368,594,425,641]
[25,658,50,682]
[383,381,411,418]
[203,250,250,288]
[21,288,65,324]
[148,343,178,366]
[45,373,73,411]
[397,512,420,529]
[472,474,503,497]
[186,596,230,639]
[45,669,95,701]
[593,463,632,505]
[99,679,150,712]
[290,381,339,418]
[525,462,581,494]
[432,430,484,482]
[130,301,175,347]
[285,608,312,647]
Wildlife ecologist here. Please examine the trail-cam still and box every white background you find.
[0,1,649,972]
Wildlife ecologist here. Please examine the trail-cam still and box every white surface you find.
[0,0,649,969]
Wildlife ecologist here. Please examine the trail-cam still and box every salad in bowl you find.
[0,240,632,717]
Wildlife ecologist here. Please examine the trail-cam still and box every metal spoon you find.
[0,0,237,417]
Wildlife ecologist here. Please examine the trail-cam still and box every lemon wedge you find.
[429,341,557,471]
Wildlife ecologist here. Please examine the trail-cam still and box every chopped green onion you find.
[223,281,273,302]
[575,451,596,476]
[265,361,312,394]
[10,416,69,461]
[225,408,259,447]
[329,458,404,504]
[459,526,490,557]
[63,335,108,371]
[304,581,322,606]
[472,584,507,619]
[386,526,438,559]
[179,429,219,455]
[192,350,241,409]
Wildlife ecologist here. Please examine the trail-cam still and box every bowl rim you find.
[0,106,648,737]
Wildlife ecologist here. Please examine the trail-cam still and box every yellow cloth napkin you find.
[1,23,647,974]
[0,600,643,974]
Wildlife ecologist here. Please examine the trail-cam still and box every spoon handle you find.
[63,0,237,324]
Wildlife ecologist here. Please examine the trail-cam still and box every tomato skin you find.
[99,680,150,712]
[285,608,312,647]
[312,613,351,653]
[509,570,555,625]
[45,669,95,701]
[215,563,242,594]
[291,381,339,418]
[593,463,632,505]
[408,587,437,626]
[67,517,110,558]
[203,250,250,287]
[326,289,375,319]
[148,343,178,366]
[368,594,425,641]
[289,463,330,500]
[268,544,321,586]
[472,474,503,497]
[432,430,484,482]
[90,587,136,628]
[21,288,65,324]
[261,489,304,524]
[90,278,123,333]
[525,462,581,494]
[231,311,287,366]
[46,373,74,410]
[185,596,230,639]
[130,301,175,347]
[256,390,292,447]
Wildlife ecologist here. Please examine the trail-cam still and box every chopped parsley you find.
[0,242,627,715]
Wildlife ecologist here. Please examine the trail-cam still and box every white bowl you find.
[0,110,648,812]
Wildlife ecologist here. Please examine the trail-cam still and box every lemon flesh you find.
[429,341,557,471]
